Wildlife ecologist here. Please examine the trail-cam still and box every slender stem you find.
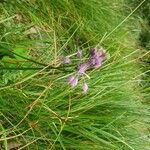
[0,47,75,72]
[11,51,47,66]
[0,67,43,70]
[0,67,72,72]
[7,50,75,70]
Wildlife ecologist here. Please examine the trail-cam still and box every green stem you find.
[11,51,47,66]
[0,67,72,72]
[0,67,43,70]
[8,51,75,71]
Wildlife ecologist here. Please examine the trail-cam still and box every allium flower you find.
[68,76,78,87]
[90,55,103,68]
[89,48,106,68]
[82,83,88,93]
[66,46,106,93]
[63,56,71,64]
[77,49,82,58]
[78,63,90,74]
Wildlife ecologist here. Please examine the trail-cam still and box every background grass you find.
[130,0,150,103]
[0,0,149,149]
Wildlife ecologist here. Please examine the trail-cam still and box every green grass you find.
[0,0,149,149]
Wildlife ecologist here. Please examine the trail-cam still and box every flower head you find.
[89,48,106,68]
[68,76,78,87]
[66,46,107,94]
[78,62,90,74]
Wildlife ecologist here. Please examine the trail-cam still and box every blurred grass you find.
[126,0,150,103]
[0,0,149,149]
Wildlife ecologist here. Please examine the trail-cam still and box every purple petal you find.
[71,78,78,87]
[94,61,102,68]
[68,76,78,87]
[68,76,75,83]
[77,50,82,58]
[94,56,103,68]
[82,83,88,93]
[90,48,105,58]
[78,63,90,74]
[89,48,106,68]
[63,56,71,64]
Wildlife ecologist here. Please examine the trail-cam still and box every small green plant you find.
[0,0,149,149]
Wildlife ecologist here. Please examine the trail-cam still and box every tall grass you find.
[0,0,149,149]
[129,0,150,103]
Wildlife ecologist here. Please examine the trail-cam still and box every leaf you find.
[0,45,15,59]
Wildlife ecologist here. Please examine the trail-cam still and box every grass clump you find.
[0,0,149,149]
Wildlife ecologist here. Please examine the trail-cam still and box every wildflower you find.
[66,46,107,94]
[90,55,103,68]
[82,83,88,93]
[76,49,82,58]
[63,56,71,64]
[78,62,90,74]
[89,48,106,68]
[68,76,78,87]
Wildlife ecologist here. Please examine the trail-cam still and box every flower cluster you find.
[64,47,106,93]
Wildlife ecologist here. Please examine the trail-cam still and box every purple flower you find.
[89,48,106,68]
[63,56,71,64]
[77,49,82,58]
[66,47,106,93]
[68,76,78,87]
[82,83,88,93]
[78,62,90,74]
[90,55,103,68]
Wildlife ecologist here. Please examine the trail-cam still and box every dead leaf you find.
[7,141,21,150]
[24,26,38,35]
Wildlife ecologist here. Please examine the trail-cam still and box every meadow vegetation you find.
[0,0,149,149]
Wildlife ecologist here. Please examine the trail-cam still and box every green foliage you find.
[0,0,149,149]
